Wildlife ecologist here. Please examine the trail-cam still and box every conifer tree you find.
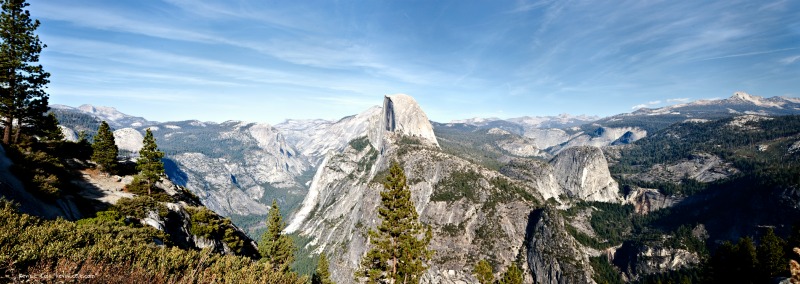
[757,228,787,279]
[0,0,50,144]
[356,161,433,284]
[312,253,334,284]
[35,112,62,141]
[498,264,522,284]
[472,259,494,284]
[260,199,295,272]
[91,121,117,173]
[733,237,758,283]
[136,128,164,194]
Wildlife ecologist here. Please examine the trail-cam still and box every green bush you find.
[0,200,307,283]
[115,196,168,220]
[124,175,172,202]
[431,169,482,203]
[349,136,370,152]
[185,206,247,255]
[6,145,67,200]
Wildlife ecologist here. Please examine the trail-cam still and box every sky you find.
[29,0,800,124]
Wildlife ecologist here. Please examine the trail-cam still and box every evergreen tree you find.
[356,161,433,284]
[733,236,758,283]
[757,228,787,279]
[35,112,62,141]
[312,253,334,284]
[498,264,522,284]
[259,199,295,272]
[706,241,736,284]
[472,259,494,284]
[136,128,164,194]
[0,0,50,144]
[91,121,117,173]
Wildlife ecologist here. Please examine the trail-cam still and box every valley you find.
[32,92,800,283]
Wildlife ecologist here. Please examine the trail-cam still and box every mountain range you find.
[48,92,800,283]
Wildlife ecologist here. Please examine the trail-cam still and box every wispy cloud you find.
[781,55,800,64]
[631,100,663,110]
[34,2,456,87]
[30,0,800,122]
[697,47,799,62]
[667,98,690,103]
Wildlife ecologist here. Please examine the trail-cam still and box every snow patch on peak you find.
[449,117,501,124]
[78,104,129,121]
[731,91,759,102]
[728,92,783,108]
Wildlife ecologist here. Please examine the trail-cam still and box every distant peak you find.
[78,104,116,113]
[730,91,761,102]
[374,93,439,148]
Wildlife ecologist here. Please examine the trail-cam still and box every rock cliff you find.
[373,94,439,149]
[502,146,621,203]
[287,141,539,283]
[527,207,595,284]
[550,146,621,203]
[624,187,683,214]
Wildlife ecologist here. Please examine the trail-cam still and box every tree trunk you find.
[392,237,398,284]
[12,119,21,144]
[2,116,13,144]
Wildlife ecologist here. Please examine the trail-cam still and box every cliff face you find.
[527,207,595,284]
[374,94,439,149]
[501,146,621,203]
[550,146,621,203]
[287,141,540,284]
[625,187,683,214]
[613,240,701,281]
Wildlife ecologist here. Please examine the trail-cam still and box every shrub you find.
[0,199,306,283]
[115,196,168,220]
[431,169,482,203]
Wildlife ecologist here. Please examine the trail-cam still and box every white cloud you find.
[632,99,671,110]
[781,55,800,64]
[667,98,690,103]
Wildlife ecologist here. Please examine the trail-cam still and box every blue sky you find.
[30,0,800,124]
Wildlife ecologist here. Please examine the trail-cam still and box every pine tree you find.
[733,237,758,284]
[356,161,433,284]
[136,128,164,194]
[757,228,787,279]
[91,121,117,173]
[472,259,494,284]
[498,264,522,284]
[0,0,50,144]
[35,112,62,141]
[259,199,295,272]
[312,253,334,284]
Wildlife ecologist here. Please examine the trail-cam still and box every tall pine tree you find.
[260,199,295,272]
[356,161,432,284]
[312,253,334,284]
[91,121,117,173]
[757,228,787,279]
[136,128,164,194]
[0,0,50,144]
